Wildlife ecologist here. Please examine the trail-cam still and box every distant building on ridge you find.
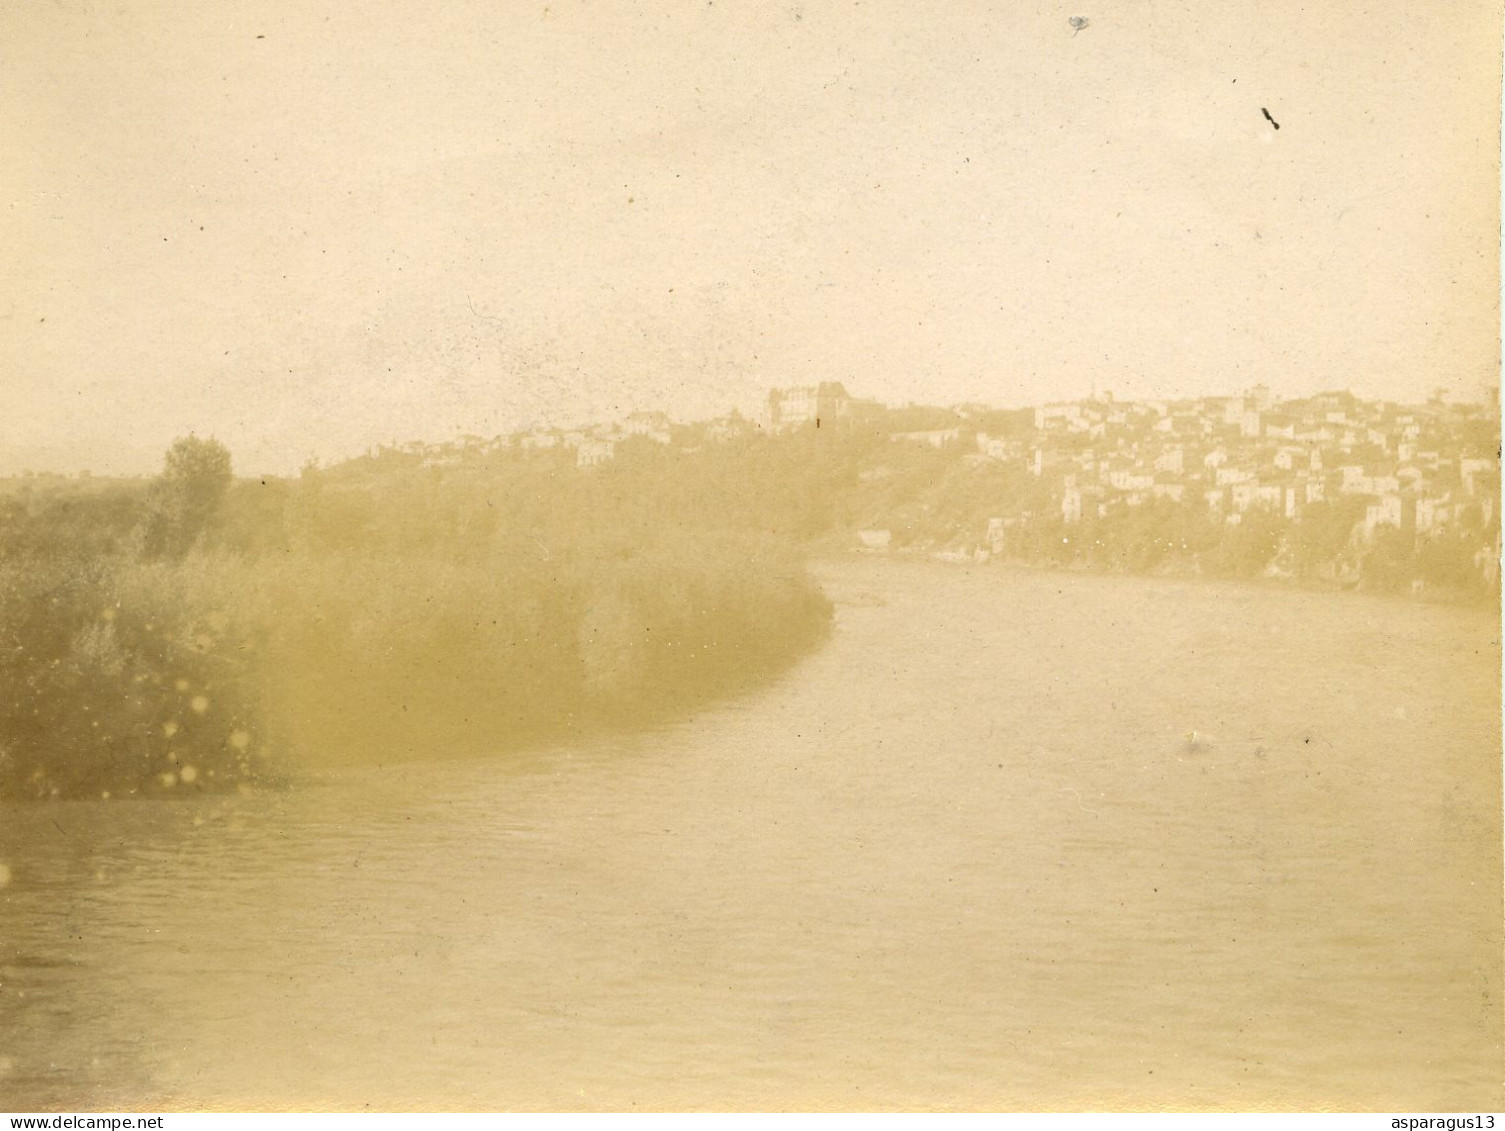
[764,382,854,432]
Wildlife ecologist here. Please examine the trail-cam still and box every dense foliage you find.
[0,442,831,801]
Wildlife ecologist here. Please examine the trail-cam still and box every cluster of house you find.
[363,410,683,471]
[359,380,1499,574]
[766,380,1499,576]
[1003,386,1499,543]
[376,381,859,470]
[511,409,679,467]
[762,380,1498,537]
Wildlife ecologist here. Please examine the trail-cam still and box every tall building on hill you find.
[764,382,853,432]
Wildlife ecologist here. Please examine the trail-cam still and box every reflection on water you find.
[2,560,1500,1111]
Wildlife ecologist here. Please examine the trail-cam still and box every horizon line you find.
[3,381,1498,482]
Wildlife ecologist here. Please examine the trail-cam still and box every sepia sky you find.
[3,0,1500,474]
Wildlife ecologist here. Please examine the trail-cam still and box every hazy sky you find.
[4,0,1500,474]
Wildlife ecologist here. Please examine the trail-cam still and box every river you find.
[2,558,1500,1111]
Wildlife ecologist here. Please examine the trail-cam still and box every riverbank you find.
[0,454,833,801]
[814,538,1502,609]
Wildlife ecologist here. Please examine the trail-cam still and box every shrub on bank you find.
[240,531,831,766]
[0,525,831,798]
[0,551,272,801]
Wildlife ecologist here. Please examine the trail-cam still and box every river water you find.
[2,559,1500,1111]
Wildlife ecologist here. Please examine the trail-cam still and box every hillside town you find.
[329,380,1499,590]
